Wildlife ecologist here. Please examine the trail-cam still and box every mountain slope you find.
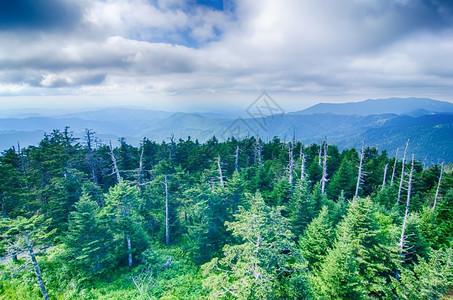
[1,98,452,163]
[294,97,453,116]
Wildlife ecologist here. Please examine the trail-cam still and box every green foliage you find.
[312,198,400,299]
[288,178,315,237]
[299,206,333,271]
[62,191,114,280]
[101,181,150,266]
[202,192,309,299]
[392,247,453,299]
[327,152,357,200]
[1,132,452,299]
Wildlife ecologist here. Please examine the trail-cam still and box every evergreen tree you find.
[393,247,453,299]
[299,206,333,271]
[0,215,55,300]
[63,191,114,280]
[101,181,149,267]
[202,192,309,299]
[327,154,356,200]
[288,178,314,237]
[0,148,29,218]
[312,197,399,299]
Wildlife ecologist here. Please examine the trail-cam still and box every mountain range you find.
[1,97,452,164]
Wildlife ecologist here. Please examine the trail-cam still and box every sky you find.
[1,0,453,112]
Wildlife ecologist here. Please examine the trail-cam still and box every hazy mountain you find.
[1,97,452,163]
[54,108,174,122]
[293,97,453,116]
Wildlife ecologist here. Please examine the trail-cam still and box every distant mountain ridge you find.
[1,97,452,163]
[293,97,453,116]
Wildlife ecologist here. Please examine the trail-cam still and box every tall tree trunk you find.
[24,233,49,300]
[318,142,322,166]
[288,142,294,189]
[300,147,305,180]
[390,148,399,186]
[126,234,132,267]
[381,163,388,190]
[217,155,225,189]
[138,146,144,186]
[354,143,365,203]
[321,143,328,195]
[254,140,262,165]
[433,162,444,210]
[109,141,121,184]
[399,154,415,251]
[397,140,410,204]
[234,145,239,172]
[164,174,170,247]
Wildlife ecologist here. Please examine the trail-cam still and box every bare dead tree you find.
[126,234,132,267]
[353,143,365,203]
[234,145,239,172]
[318,142,322,166]
[390,148,399,186]
[321,143,328,195]
[288,142,295,189]
[300,146,306,180]
[217,155,225,189]
[168,134,176,161]
[399,154,415,252]
[164,174,170,246]
[381,163,388,190]
[109,141,121,184]
[432,162,444,210]
[254,139,262,165]
[397,140,410,204]
[24,232,49,300]
[138,145,145,186]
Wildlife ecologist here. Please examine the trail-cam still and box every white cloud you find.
[1,0,453,109]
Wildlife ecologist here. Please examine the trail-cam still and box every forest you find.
[0,128,452,299]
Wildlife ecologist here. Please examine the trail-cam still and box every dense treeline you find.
[0,128,452,299]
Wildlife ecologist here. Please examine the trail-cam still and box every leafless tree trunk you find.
[397,140,410,204]
[381,164,388,190]
[24,233,49,300]
[138,146,144,185]
[321,143,328,195]
[254,139,262,165]
[85,129,98,185]
[217,155,225,189]
[399,154,415,251]
[288,142,294,189]
[318,142,322,166]
[432,162,444,210]
[300,147,306,180]
[390,148,399,186]
[164,174,170,247]
[353,143,365,202]
[234,145,239,172]
[126,234,132,267]
[109,141,121,184]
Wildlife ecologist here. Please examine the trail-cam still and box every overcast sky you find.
[1,0,453,112]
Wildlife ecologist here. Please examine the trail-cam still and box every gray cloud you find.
[0,0,453,106]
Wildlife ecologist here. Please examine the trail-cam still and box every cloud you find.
[39,72,106,88]
[0,0,453,106]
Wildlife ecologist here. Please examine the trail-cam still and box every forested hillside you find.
[1,128,452,299]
